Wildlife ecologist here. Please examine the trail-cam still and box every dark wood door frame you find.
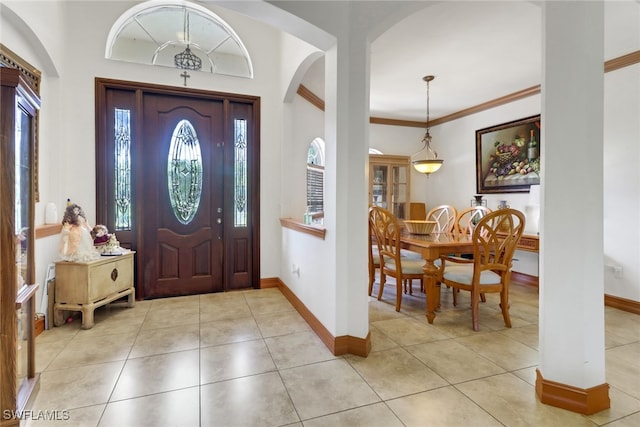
[95,78,261,299]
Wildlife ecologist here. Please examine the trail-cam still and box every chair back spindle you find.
[456,206,492,235]
[427,205,458,233]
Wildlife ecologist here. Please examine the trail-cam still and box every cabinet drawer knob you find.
[111,268,118,281]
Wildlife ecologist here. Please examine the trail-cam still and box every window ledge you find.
[36,223,62,239]
[280,218,326,240]
[16,283,38,308]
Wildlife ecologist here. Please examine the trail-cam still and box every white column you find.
[538,0,608,412]
[266,0,430,347]
[282,1,372,341]
[324,20,371,341]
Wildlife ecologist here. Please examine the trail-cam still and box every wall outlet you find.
[606,264,623,279]
[613,265,623,278]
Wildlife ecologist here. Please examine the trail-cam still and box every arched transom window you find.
[105,0,253,78]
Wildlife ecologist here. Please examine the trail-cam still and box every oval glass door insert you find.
[167,119,203,224]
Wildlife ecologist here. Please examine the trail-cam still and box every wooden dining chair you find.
[439,208,525,331]
[452,206,493,264]
[455,206,492,235]
[369,206,424,296]
[369,206,425,311]
[426,205,458,233]
[426,204,459,293]
[368,216,380,296]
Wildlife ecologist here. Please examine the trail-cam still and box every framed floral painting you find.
[475,115,541,194]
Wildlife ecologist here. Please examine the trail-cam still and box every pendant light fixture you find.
[412,75,443,175]
[174,8,202,71]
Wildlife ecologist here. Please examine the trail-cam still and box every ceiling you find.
[369,1,542,122]
[298,0,639,123]
[111,1,638,124]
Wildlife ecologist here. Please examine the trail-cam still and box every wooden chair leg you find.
[407,279,413,295]
[395,279,402,312]
[368,267,375,296]
[402,279,413,295]
[452,286,458,306]
[471,288,481,331]
[377,273,386,301]
[500,290,511,328]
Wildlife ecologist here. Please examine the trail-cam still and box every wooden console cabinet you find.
[516,234,539,252]
[54,252,135,329]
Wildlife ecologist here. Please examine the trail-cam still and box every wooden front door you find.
[95,80,260,299]
[141,94,224,297]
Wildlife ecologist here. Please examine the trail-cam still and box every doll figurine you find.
[91,224,110,246]
[59,203,100,261]
[91,224,125,254]
[91,224,124,254]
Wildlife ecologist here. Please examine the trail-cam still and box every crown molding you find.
[297,50,640,128]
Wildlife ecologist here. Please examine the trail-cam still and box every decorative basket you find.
[496,152,515,165]
[404,220,438,235]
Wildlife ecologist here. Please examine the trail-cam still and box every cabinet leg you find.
[53,307,65,327]
[127,288,135,308]
[80,306,95,329]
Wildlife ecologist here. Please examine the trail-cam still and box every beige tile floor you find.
[25,280,640,427]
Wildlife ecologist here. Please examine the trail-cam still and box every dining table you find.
[400,231,475,324]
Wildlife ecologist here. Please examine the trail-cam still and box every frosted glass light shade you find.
[413,159,443,175]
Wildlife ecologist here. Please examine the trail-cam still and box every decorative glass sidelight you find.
[168,119,203,224]
[114,109,132,230]
[234,119,247,227]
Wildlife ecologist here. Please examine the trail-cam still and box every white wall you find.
[601,0,640,301]
[603,64,640,301]
[370,95,541,276]
[2,0,66,311]
[427,97,542,277]
[3,0,638,332]
[280,84,339,333]
[371,97,539,212]
[369,57,640,294]
[279,36,640,303]
[2,1,290,311]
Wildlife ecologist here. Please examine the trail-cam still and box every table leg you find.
[423,257,439,324]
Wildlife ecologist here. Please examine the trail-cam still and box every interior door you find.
[141,94,224,298]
